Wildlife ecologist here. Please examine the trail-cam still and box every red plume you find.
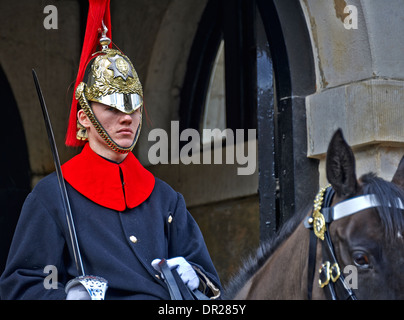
[65,0,112,147]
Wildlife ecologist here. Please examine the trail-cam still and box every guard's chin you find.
[114,137,135,149]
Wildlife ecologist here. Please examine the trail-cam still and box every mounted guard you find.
[0,0,221,300]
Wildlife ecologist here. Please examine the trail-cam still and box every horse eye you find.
[353,251,371,269]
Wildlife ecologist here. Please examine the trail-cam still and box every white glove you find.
[65,283,91,300]
[152,257,200,291]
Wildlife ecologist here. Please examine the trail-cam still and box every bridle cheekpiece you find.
[305,185,357,300]
[305,185,404,300]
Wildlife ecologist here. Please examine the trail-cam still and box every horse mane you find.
[224,172,404,299]
[224,204,311,299]
[360,172,404,240]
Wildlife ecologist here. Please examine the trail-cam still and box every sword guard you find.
[66,275,108,300]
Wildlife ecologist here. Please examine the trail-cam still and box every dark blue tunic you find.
[0,174,221,299]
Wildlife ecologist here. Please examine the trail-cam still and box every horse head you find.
[226,128,404,300]
[321,129,404,299]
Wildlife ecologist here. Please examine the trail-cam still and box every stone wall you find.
[302,0,404,185]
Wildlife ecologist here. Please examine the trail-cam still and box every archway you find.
[179,0,319,241]
[0,65,31,274]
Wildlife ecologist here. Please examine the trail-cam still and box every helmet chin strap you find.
[91,112,141,155]
[76,85,142,154]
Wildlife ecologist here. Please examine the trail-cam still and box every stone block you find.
[307,79,404,158]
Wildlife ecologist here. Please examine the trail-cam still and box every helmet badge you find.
[107,55,133,81]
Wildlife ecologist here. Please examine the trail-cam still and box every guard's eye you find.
[353,251,371,269]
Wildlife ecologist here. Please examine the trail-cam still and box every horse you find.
[225,129,404,299]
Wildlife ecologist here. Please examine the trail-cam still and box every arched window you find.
[200,40,226,145]
[180,0,318,243]
[180,0,279,242]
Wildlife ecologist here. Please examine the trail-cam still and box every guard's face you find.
[91,102,141,149]
[78,101,141,156]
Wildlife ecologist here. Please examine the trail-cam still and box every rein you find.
[158,259,210,300]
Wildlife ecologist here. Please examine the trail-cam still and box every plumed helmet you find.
[78,36,143,115]
[74,32,143,154]
[66,0,143,154]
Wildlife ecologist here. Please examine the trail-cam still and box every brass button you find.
[168,215,173,224]
[129,235,138,243]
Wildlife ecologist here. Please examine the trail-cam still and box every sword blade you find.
[32,69,85,276]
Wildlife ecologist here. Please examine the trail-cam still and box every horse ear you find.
[391,156,404,189]
[326,129,358,197]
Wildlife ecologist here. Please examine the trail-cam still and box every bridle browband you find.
[304,186,403,300]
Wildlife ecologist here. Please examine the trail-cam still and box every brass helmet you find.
[73,28,143,154]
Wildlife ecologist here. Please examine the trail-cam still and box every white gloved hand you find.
[152,257,200,291]
[65,283,91,300]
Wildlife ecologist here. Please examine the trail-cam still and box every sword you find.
[32,70,108,299]
[32,69,85,276]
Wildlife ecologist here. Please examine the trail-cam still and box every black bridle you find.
[304,186,357,300]
[305,185,404,300]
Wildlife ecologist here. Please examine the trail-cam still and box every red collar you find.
[62,144,155,211]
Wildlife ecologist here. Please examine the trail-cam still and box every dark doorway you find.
[0,65,31,274]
